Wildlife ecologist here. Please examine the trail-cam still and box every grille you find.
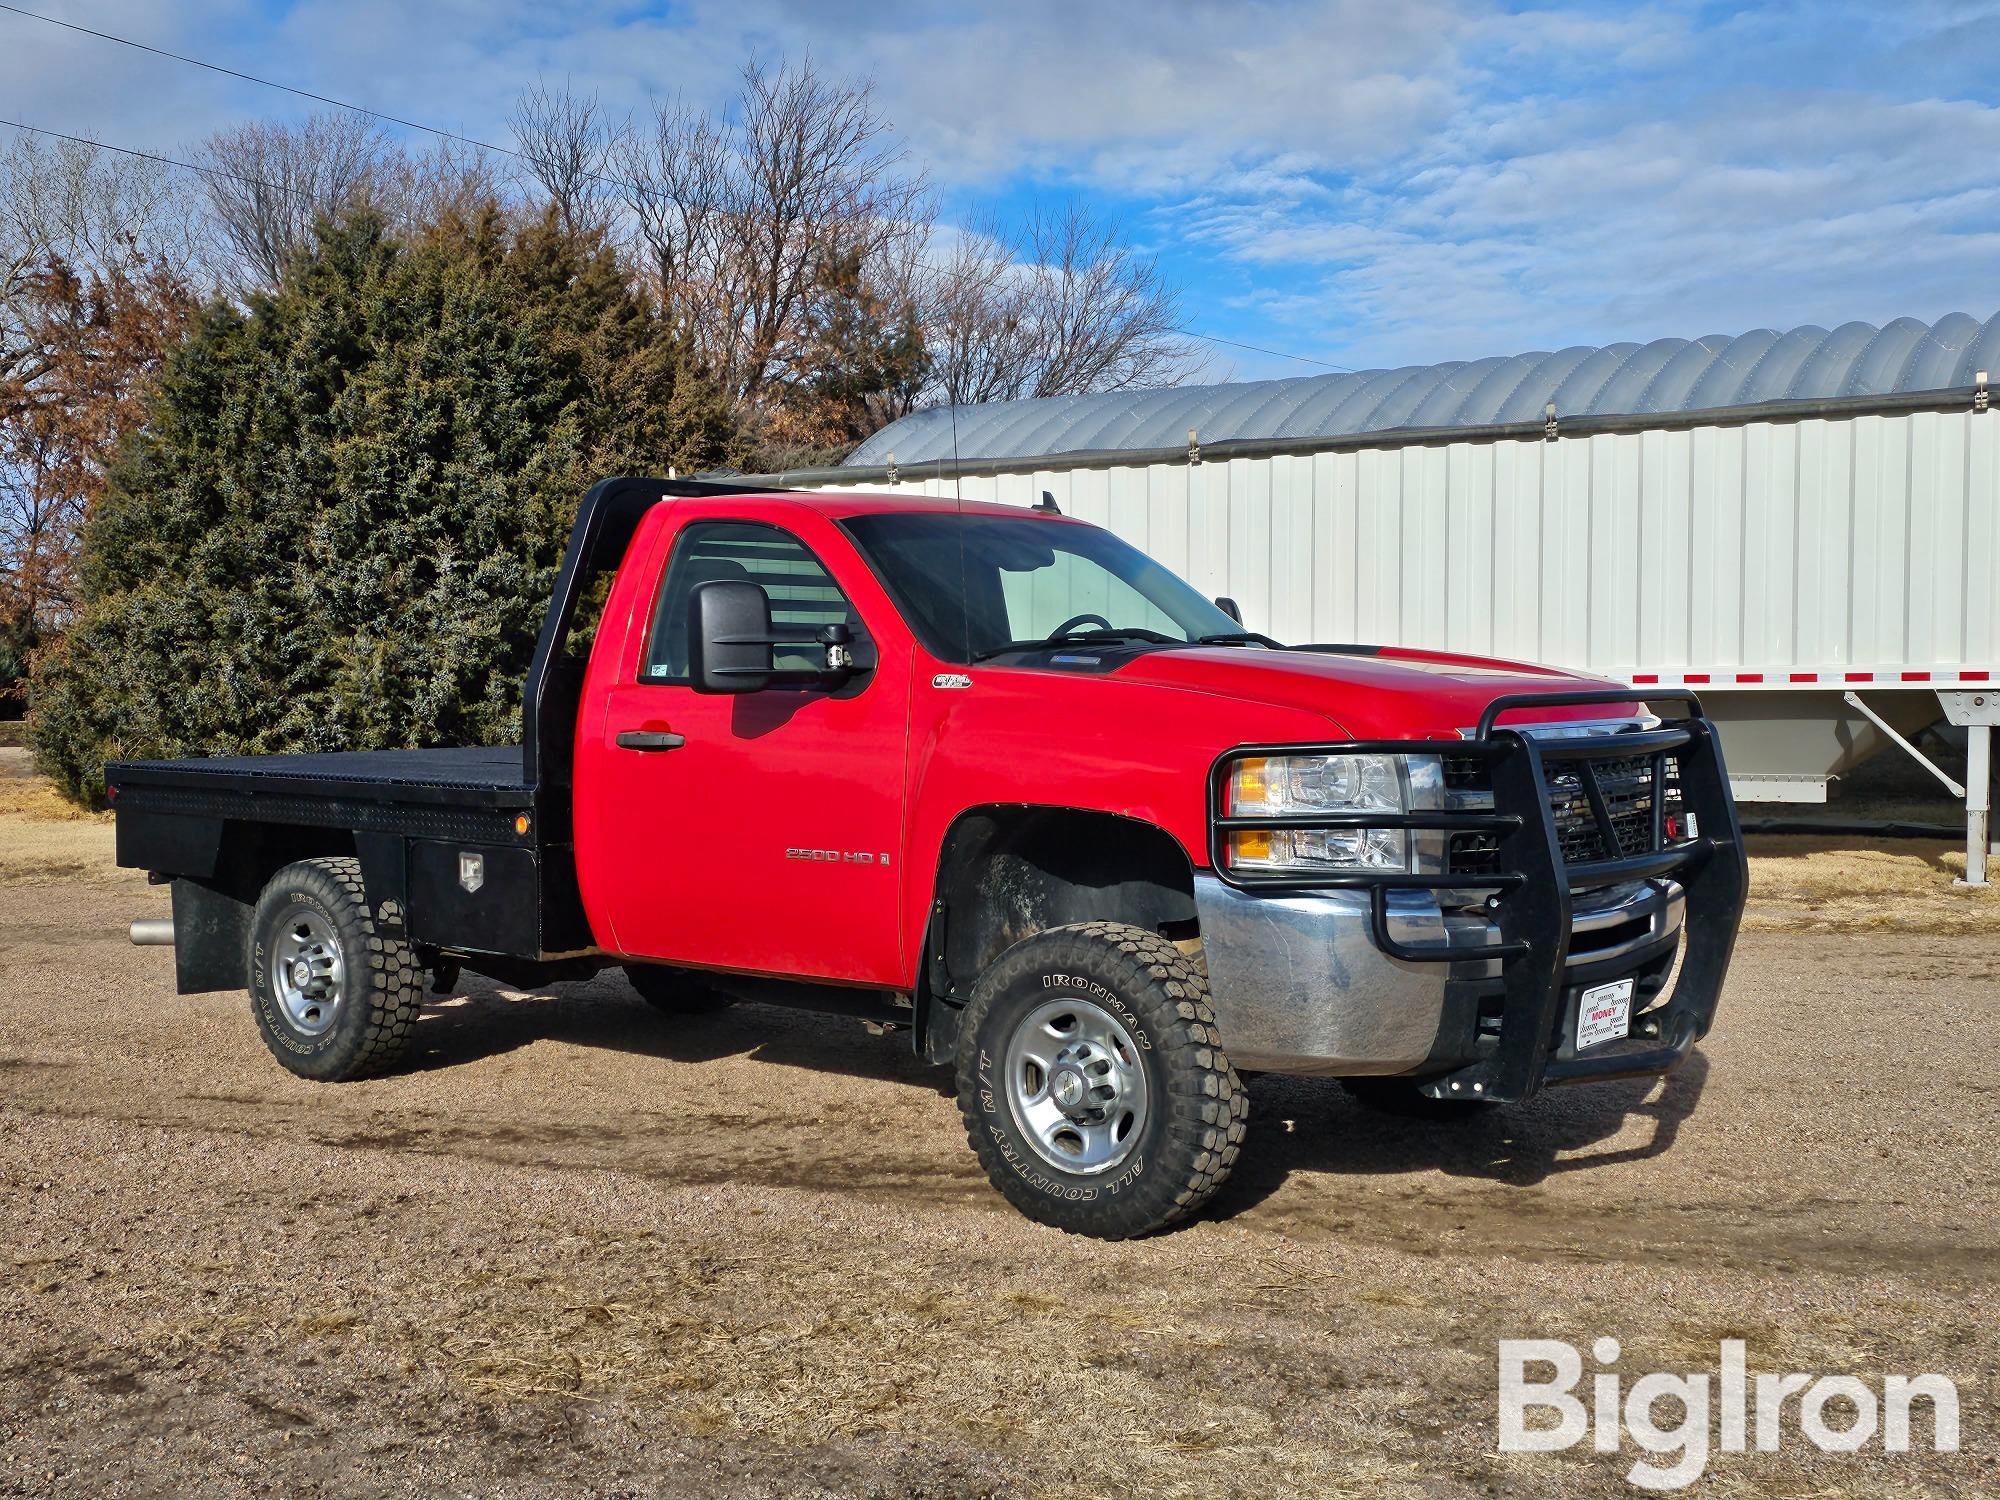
[1445,752,1685,875]
[1547,755,1654,863]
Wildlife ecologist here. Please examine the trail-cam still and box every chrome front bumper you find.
[1193,874,1686,1076]
[1198,695,1747,1102]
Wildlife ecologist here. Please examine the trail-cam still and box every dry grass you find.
[1744,835,2000,934]
[125,1227,1388,1497]
[0,775,108,823]
[0,763,118,886]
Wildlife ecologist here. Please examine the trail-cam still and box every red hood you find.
[1111,645,1642,739]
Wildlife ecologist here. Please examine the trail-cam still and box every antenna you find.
[949,397,971,662]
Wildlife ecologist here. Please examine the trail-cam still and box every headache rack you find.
[1207,688,1748,1104]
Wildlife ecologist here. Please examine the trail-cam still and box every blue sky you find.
[6,0,1999,380]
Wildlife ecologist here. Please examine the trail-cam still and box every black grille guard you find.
[1207,687,1749,1104]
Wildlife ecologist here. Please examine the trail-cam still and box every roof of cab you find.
[734,489,1082,522]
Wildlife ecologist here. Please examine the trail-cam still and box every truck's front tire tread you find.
[248,857,424,1082]
[955,920,1248,1239]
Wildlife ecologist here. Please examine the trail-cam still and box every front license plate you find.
[1576,978,1634,1051]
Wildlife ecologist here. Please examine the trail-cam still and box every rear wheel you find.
[955,921,1247,1239]
[625,963,734,1015]
[248,857,424,1081]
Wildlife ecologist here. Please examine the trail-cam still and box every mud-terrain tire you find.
[1341,1077,1499,1120]
[625,963,735,1015]
[248,857,424,1081]
[955,921,1248,1239]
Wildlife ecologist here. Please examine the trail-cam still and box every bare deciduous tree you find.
[617,96,732,334]
[391,140,510,236]
[194,112,395,287]
[0,132,202,283]
[0,255,195,669]
[522,65,1190,457]
[924,203,1192,407]
[611,59,932,413]
[1,135,202,677]
[509,83,623,241]
[921,217,1033,408]
[2,133,202,387]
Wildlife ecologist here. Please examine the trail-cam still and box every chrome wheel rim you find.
[1003,996,1150,1175]
[272,906,345,1036]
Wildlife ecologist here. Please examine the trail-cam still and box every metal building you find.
[760,313,2000,881]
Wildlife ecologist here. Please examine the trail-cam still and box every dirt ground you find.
[2,750,1996,1497]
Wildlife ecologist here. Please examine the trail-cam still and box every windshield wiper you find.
[1196,630,1286,649]
[1053,627,1177,646]
[969,627,1177,663]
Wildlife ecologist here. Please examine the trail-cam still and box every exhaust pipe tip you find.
[129,918,176,946]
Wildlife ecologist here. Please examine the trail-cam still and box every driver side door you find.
[586,511,911,985]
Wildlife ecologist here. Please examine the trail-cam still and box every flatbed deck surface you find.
[107,748,532,816]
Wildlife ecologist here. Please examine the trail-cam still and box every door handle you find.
[614,730,686,751]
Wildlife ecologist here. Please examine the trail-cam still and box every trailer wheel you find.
[247,858,424,1082]
[955,921,1247,1239]
[1341,1077,1500,1120]
[624,963,734,1015]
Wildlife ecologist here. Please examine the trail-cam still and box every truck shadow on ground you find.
[1207,1052,1710,1218]
[410,974,1707,1207]
[410,976,956,1095]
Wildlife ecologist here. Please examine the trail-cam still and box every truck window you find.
[643,521,861,682]
[842,511,1241,662]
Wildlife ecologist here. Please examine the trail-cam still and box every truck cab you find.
[110,477,1747,1239]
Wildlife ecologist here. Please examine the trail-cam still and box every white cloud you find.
[1,0,1995,373]
[1209,85,2000,367]
[0,0,1490,182]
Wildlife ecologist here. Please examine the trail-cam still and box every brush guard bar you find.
[1208,688,1748,1104]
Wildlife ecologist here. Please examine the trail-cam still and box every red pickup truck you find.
[110,477,1747,1238]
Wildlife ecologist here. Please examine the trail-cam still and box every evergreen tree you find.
[29,206,739,802]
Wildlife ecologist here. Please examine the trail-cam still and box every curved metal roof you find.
[846,312,2000,467]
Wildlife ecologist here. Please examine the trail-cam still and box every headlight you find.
[1223,753,1410,872]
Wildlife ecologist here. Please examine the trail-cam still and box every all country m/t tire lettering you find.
[246,858,424,1083]
[955,921,1247,1239]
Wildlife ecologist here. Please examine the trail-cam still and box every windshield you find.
[842,511,1246,663]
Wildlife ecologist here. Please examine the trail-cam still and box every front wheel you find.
[955,921,1247,1239]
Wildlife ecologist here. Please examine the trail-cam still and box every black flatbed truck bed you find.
[106,478,768,994]
[113,745,531,804]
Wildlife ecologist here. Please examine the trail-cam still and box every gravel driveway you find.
[1,808,1995,1497]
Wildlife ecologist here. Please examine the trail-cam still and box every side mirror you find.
[689,579,773,694]
[1215,596,1243,624]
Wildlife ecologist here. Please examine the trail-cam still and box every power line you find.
[0,116,313,203]
[0,2,526,167]
[0,2,1358,374]
[1188,333,1351,372]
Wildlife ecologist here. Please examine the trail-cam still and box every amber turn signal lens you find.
[514,814,531,835]
[1230,757,1269,812]
[1227,829,1272,864]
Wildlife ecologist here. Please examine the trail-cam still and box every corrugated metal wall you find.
[808,409,1999,680]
